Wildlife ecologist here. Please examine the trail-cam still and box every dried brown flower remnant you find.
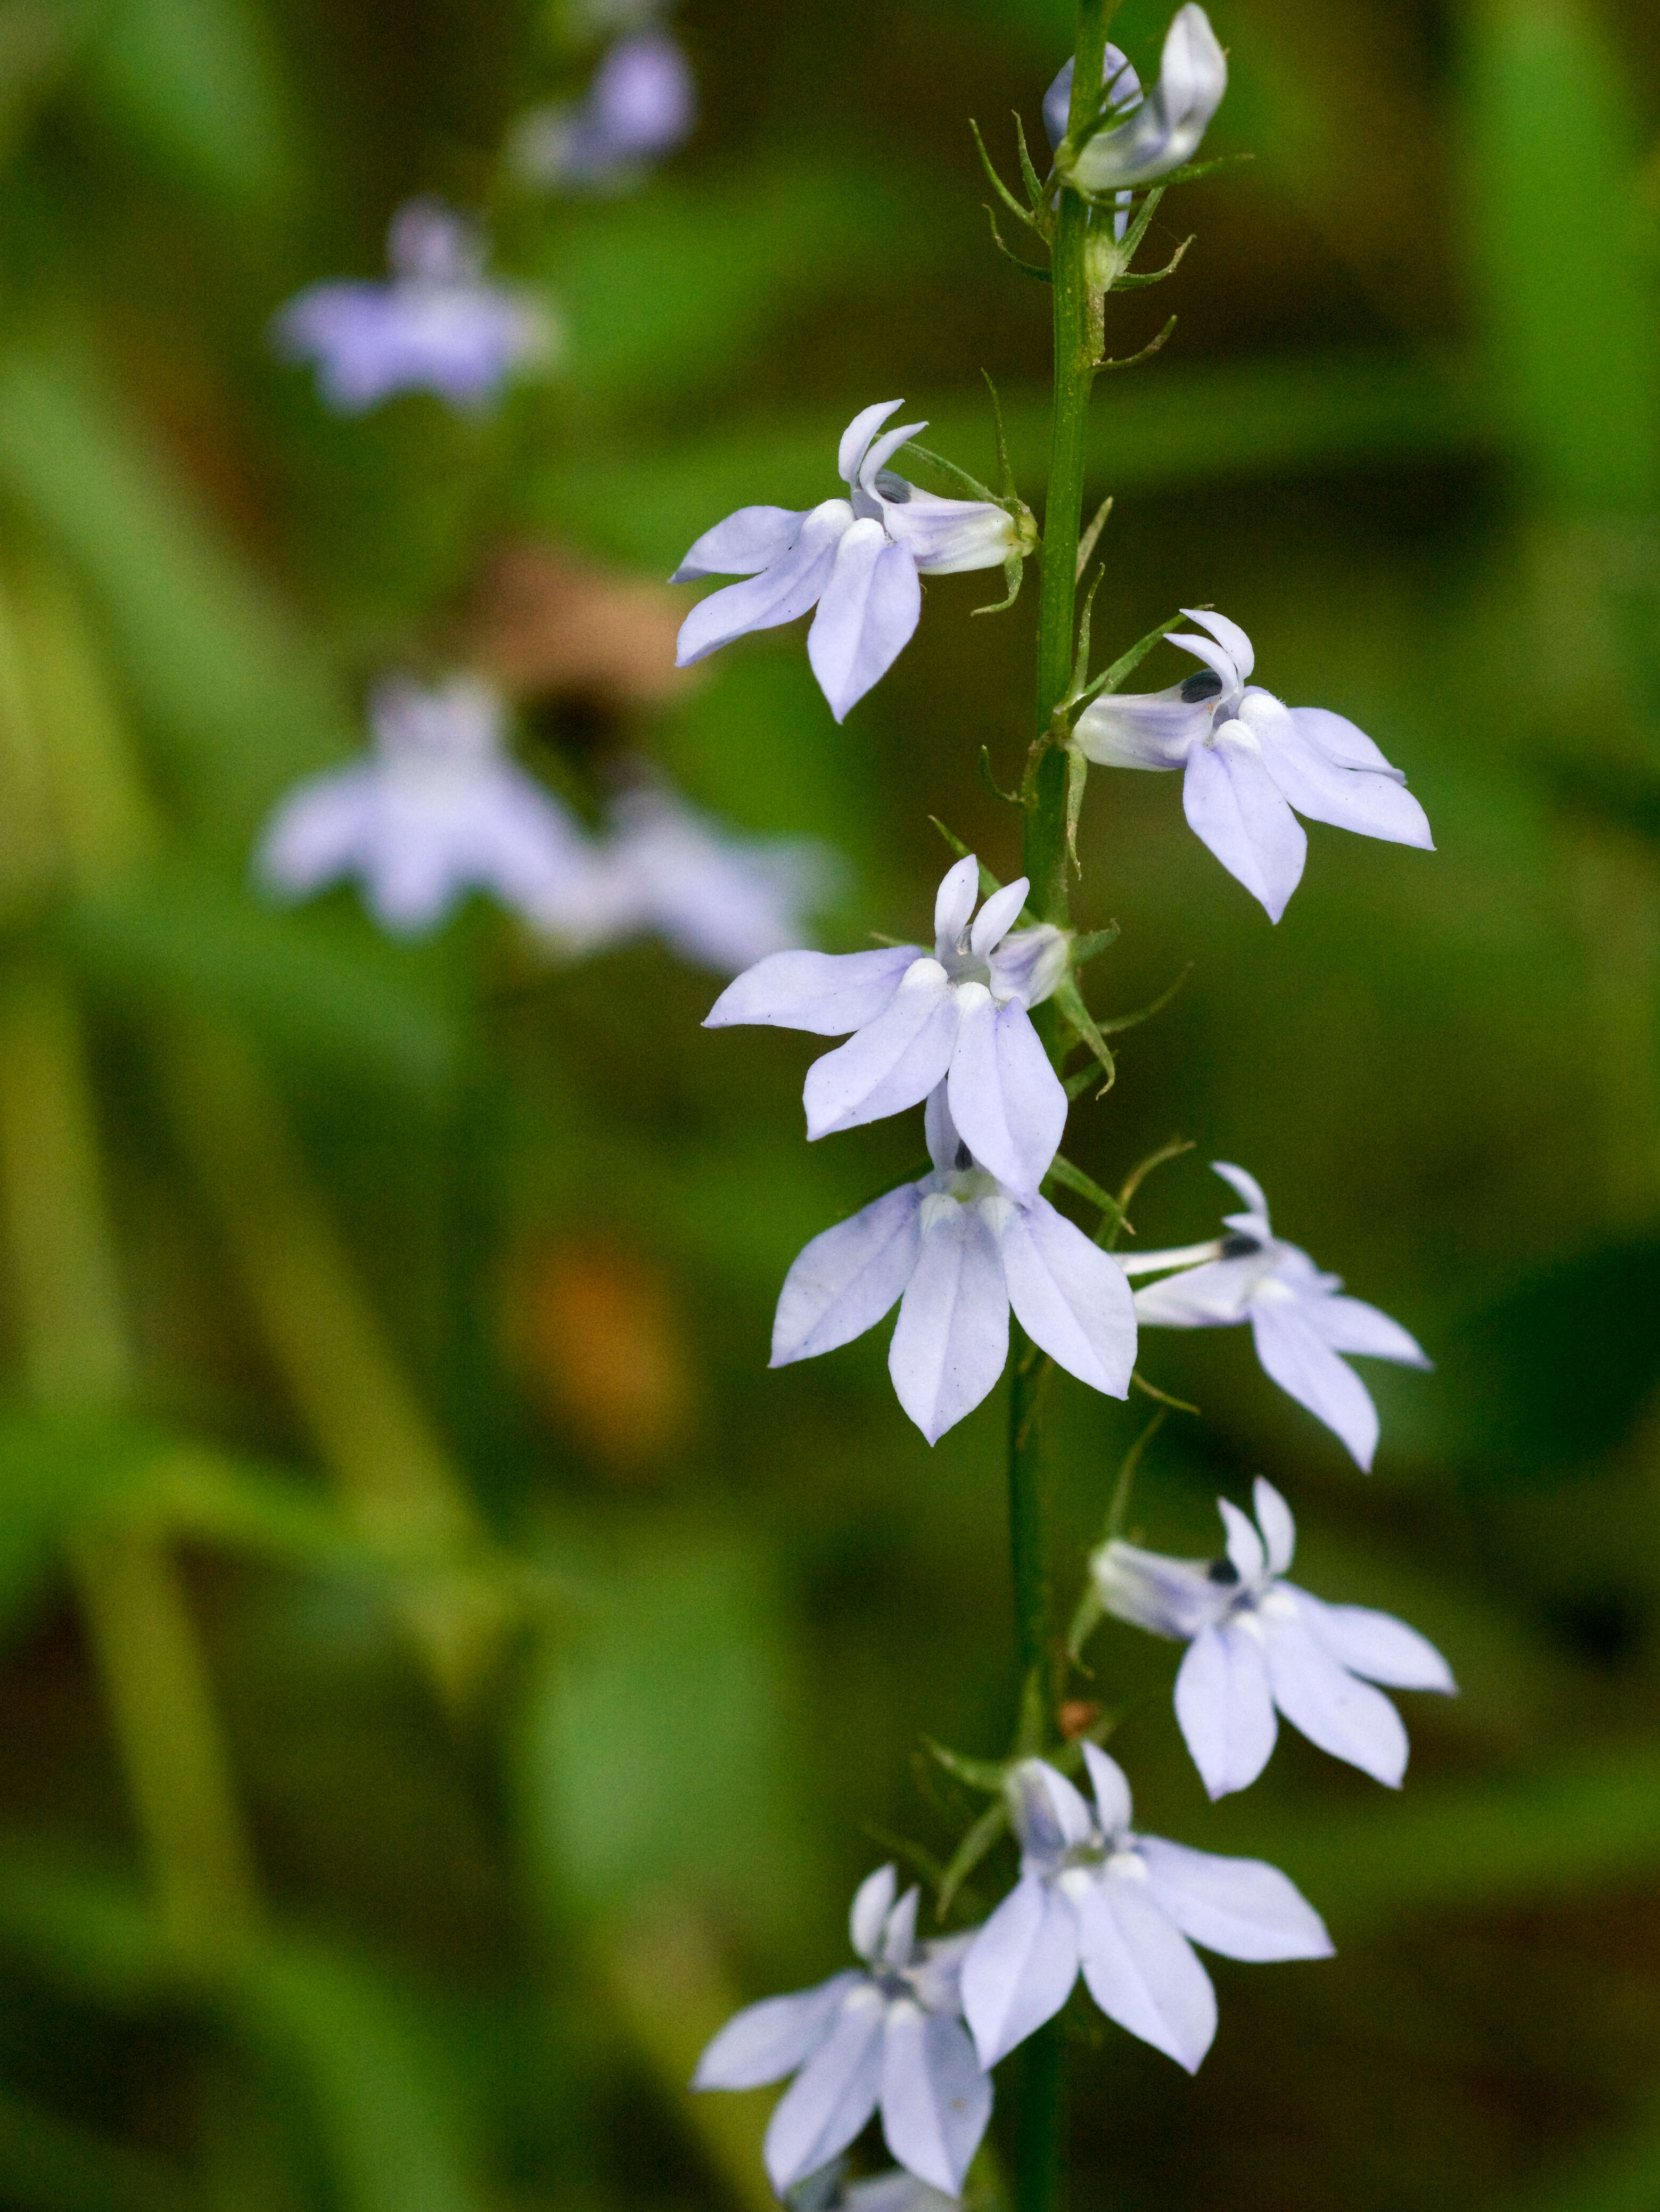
[462,541,691,706]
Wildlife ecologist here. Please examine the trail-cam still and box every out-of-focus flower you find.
[273,200,555,414]
[961,1746,1329,2074]
[1073,609,1433,922]
[769,1088,1133,1444]
[1122,1161,1431,1469]
[693,1864,992,2198]
[588,783,835,975]
[1093,1478,1456,1797]
[256,675,607,938]
[706,855,1066,1198]
[1054,5,1227,196]
[511,31,696,188]
[672,401,1032,722]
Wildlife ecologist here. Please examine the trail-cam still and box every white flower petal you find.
[852,1866,899,1961]
[694,1970,864,2090]
[998,1196,1136,1397]
[1264,1608,1409,1786]
[1043,46,1142,154]
[1092,1540,1228,1640]
[807,521,923,722]
[1009,1757,1097,1856]
[888,1200,1010,1442]
[804,961,959,1138]
[1309,1293,1432,1369]
[1211,1160,1271,1226]
[1135,1838,1333,1962]
[1079,1742,1133,1838]
[1293,1590,1456,1693]
[1175,1621,1278,1799]
[858,420,930,491]
[1291,703,1407,778]
[1180,607,1254,680]
[1216,1498,1265,1583]
[362,808,471,932]
[968,877,1029,959]
[882,490,1018,577]
[1072,687,1209,770]
[986,923,1068,1010]
[671,504,807,582]
[771,1183,924,1366]
[1131,1254,1260,1327]
[258,770,376,895]
[933,856,981,949]
[880,2006,991,2195]
[881,1887,921,1967]
[676,500,851,667]
[705,945,917,1035]
[1248,1303,1380,1470]
[1076,1876,1217,2073]
[946,993,1066,1198]
[764,1985,888,2194]
[1164,628,1242,695]
[961,1876,1079,2068]
[1252,1478,1296,1576]
[1182,731,1307,923]
[1257,713,1434,851]
[839,401,905,486]
[923,1083,963,1175]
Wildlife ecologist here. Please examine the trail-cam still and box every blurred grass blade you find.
[1465,0,1660,513]
[0,347,356,844]
[0,2083,195,2212]
[78,0,303,217]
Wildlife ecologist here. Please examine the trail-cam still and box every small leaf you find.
[1054,976,1115,1093]
[1045,1154,1125,1230]
[924,1739,1009,1794]
[977,746,1021,806]
[936,1800,1009,1922]
[1094,961,1194,1036]
[901,442,999,506]
[1096,313,1178,375]
[968,118,1041,231]
[1011,111,1046,213]
[1073,609,1187,712]
[1129,1370,1201,1415]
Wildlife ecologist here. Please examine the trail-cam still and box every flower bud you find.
[1059,5,1227,197]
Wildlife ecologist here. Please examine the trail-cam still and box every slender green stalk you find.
[1009,12,1112,2205]
[0,959,258,1948]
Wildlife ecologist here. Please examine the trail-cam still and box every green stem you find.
[1009,13,1109,2207]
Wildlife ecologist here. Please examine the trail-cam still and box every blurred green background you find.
[0,0,1654,2207]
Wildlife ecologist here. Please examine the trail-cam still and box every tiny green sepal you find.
[1096,312,1177,375]
[977,746,1022,806]
[1054,974,1116,1093]
[1072,608,1188,713]
[968,117,1042,233]
[1045,1153,1127,1231]
[924,1737,1010,1794]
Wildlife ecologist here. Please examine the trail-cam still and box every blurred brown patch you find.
[1057,1699,1102,1741]
[506,1233,697,1472]
[461,541,692,706]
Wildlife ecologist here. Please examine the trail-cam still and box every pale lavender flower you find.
[672,402,1031,722]
[1073,610,1432,922]
[512,31,696,187]
[1094,1478,1456,1798]
[706,856,1067,1197]
[1122,1162,1431,1469]
[1054,5,1227,195]
[769,1087,1134,1444]
[257,675,608,939]
[274,200,554,414]
[693,1864,991,2198]
[1042,44,1142,243]
[962,1746,1329,2075]
[588,783,833,974]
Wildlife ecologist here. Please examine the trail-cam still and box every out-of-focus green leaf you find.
[64,864,460,1098]
[77,0,303,217]
[0,348,355,844]
[0,1,91,165]
[229,1943,480,2212]
[1466,0,1660,513]
[1421,1238,1660,1483]
[0,1411,161,1634]
[0,2084,195,2212]
[547,154,931,410]
[520,1527,825,1950]
[1204,1744,1660,1936]
[533,348,1492,565]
